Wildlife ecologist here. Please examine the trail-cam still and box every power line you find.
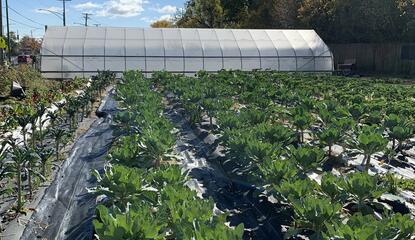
[8,6,45,27]
[9,18,41,30]
[82,13,92,27]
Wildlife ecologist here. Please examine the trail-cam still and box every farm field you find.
[92,71,415,239]
[1,70,415,239]
[2,0,415,239]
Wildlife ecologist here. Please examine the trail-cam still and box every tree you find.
[4,32,20,56]
[220,0,250,27]
[269,0,299,28]
[176,0,300,28]
[243,0,299,28]
[298,0,406,43]
[176,0,224,28]
[175,0,414,43]
[398,0,415,41]
[19,36,42,55]
[151,20,174,28]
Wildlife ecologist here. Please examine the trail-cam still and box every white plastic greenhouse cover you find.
[41,26,334,79]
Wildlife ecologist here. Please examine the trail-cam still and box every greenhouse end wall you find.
[40,26,334,79]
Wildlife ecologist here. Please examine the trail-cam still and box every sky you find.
[1,0,186,38]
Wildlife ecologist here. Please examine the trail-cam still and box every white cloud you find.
[35,6,63,14]
[74,2,101,10]
[140,14,172,24]
[140,16,154,23]
[96,0,145,18]
[158,14,173,21]
[155,5,177,14]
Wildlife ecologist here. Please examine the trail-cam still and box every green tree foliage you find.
[4,31,20,56]
[175,0,415,43]
[176,0,224,28]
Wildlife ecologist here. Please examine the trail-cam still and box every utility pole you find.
[0,0,4,64]
[58,0,72,26]
[82,13,92,27]
[5,0,11,63]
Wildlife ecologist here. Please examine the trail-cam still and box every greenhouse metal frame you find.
[40,26,334,79]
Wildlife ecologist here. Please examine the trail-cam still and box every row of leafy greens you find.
[0,71,114,217]
[91,70,244,240]
[156,70,415,239]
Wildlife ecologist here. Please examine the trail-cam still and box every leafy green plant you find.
[319,173,347,203]
[318,126,343,157]
[239,107,269,126]
[91,164,158,209]
[28,108,39,148]
[35,147,54,178]
[6,145,32,212]
[49,127,67,162]
[363,111,383,125]
[192,214,245,240]
[216,111,242,130]
[348,104,366,122]
[384,114,402,130]
[259,159,298,185]
[138,127,176,168]
[201,98,219,127]
[389,123,413,150]
[290,108,313,143]
[254,123,296,146]
[343,172,386,214]
[65,96,80,131]
[94,204,166,240]
[355,127,388,171]
[25,147,41,199]
[324,213,415,239]
[109,134,144,167]
[13,104,35,146]
[289,196,341,239]
[290,146,326,172]
[145,164,187,189]
[46,110,60,129]
[274,178,317,202]
[184,102,203,125]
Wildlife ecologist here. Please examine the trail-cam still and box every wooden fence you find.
[329,43,415,75]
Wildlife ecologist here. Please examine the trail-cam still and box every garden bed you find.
[153,71,415,239]
[164,98,287,239]
[0,72,115,238]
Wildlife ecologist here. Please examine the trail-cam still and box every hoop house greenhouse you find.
[40,26,334,79]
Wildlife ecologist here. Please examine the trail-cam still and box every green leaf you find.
[290,146,326,172]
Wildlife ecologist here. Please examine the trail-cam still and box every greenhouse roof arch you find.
[40,26,334,79]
